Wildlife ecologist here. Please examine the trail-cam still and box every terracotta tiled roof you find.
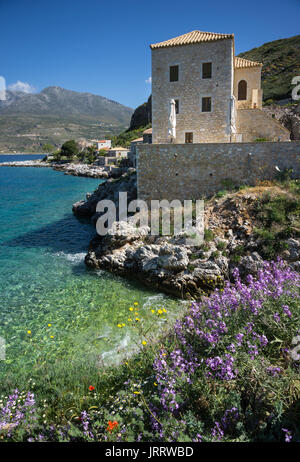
[109,146,129,151]
[150,30,234,49]
[142,128,152,134]
[131,138,143,142]
[234,57,262,68]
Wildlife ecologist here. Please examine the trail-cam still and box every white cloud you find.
[145,76,152,84]
[8,80,36,94]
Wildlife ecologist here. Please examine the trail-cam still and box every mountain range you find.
[0,87,133,152]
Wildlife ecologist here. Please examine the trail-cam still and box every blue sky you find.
[0,0,299,109]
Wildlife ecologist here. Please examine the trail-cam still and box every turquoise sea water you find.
[0,156,181,375]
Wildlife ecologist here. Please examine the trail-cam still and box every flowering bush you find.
[151,259,300,441]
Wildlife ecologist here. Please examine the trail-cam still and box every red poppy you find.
[89,385,95,391]
[107,420,118,432]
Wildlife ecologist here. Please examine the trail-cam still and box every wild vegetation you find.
[111,124,151,148]
[46,140,103,165]
[238,34,300,102]
[0,259,299,442]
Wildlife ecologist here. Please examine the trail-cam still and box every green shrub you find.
[275,167,293,183]
[221,178,236,191]
[230,245,245,263]
[204,228,214,242]
[216,190,227,198]
[216,241,226,251]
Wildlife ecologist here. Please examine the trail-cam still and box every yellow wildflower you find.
[117,324,122,328]
[151,309,155,314]
[135,318,140,322]
[50,335,54,339]
[129,307,133,311]
[128,318,132,322]
[48,323,52,327]
[133,391,140,395]
[134,302,138,306]
[27,330,31,335]
[142,340,147,346]
[157,309,163,315]
[154,383,158,386]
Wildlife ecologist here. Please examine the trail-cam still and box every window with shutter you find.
[202,62,212,79]
[169,65,179,82]
[185,132,193,143]
[202,97,211,112]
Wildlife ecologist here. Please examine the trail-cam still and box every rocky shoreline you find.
[0,159,130,179]
[73,172,300,298]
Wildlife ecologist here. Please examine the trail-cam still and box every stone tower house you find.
[150,31,290,143]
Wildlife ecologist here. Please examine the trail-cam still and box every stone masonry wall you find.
[137,142,300,201]
[236,109,291,142]
[151,39,233,144]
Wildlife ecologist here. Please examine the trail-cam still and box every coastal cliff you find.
[73,175,300,298]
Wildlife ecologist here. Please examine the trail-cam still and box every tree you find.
[42,143,55,153]
[60,140,79,159]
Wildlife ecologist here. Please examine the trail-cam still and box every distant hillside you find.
[0,87,133,152]
[238,35,300,102]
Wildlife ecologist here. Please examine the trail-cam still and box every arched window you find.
[238,80,247,100]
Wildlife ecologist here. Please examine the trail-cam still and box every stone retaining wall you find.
[137,141,300,201]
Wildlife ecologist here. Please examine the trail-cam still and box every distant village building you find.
[129,128,153,166]
[93,139,112,150]
[108,146,130,158]
[150,30,289,143]
[142,127,152,144]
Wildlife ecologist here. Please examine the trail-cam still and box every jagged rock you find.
[237,252,264,278]
[72,171,137,220]
[286,238,300,262]
[103,221,150,250]
[157,245,189,272]
[128,95,152,130]
[214,256,229,276]
[263,103,300,141]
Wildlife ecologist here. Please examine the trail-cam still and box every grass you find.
[238,34,300,101]
[204,228,214,242]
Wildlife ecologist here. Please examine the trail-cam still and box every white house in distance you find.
[92,139,112,150]
[150,30,290,143]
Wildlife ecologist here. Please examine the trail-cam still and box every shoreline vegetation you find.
[0,259,299,442]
